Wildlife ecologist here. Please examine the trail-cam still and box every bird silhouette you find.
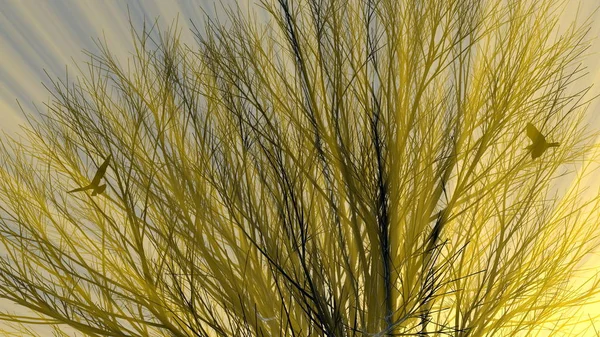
[68,155,111,196]
[525,123,559,159]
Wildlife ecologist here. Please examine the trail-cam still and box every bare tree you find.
[1,0,600,336]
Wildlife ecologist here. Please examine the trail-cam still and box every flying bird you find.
[68,155,111,196]
[525,123,559,159]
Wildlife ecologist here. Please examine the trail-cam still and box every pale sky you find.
[0,0,599,335]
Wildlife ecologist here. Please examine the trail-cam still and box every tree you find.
[1,0,600,335]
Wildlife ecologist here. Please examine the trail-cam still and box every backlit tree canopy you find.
[1,0,600,336]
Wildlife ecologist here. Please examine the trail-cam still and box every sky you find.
[0,0,600,335]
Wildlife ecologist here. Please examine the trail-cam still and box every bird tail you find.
[91,184,107,196]
[68,185,94,193]
[548,142,560,147]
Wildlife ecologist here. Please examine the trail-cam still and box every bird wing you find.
[526,123,545,144]
[90,155,112,186]
[68,184,94,193]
